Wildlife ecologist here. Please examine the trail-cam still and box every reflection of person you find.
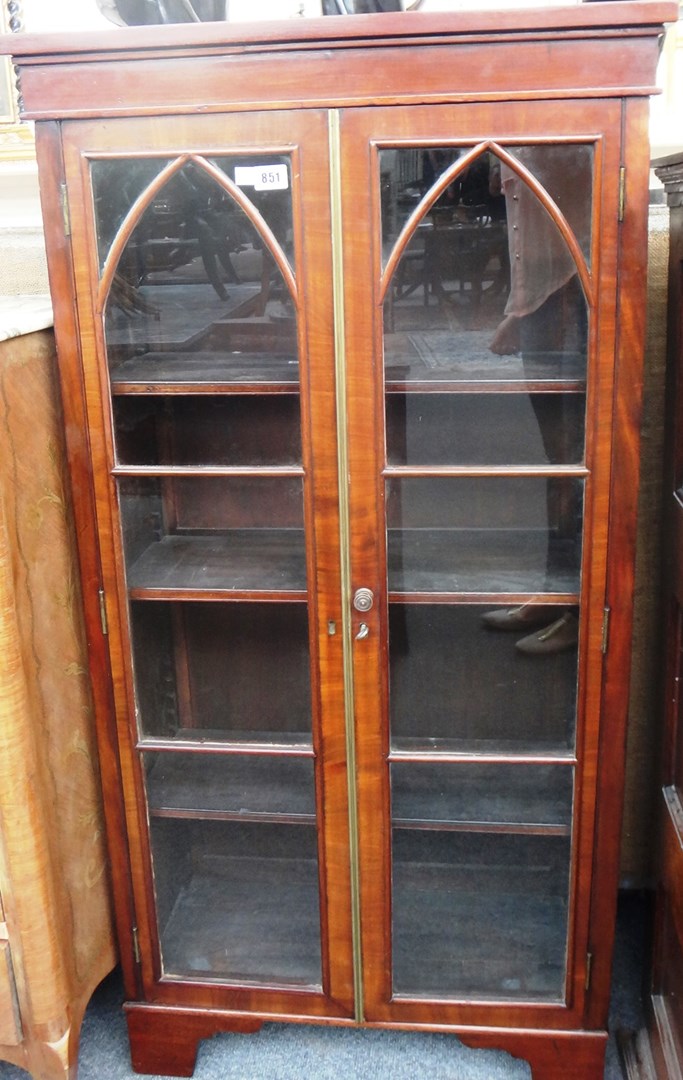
[489,156,582,363]
[484,154,586,655]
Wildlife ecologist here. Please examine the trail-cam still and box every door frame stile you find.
[328,106,364,1025]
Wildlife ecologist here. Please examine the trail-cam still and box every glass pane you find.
[386,392,584,467]
[392,830,570,1001]
[145,753,315,820]
[391,762,573,830]
[380,147,506,265]
[386,476,583,595]
[92,157,167,268]
[389,604,577,754]
[131,600,311,743]
[92,155,298,390]
[151,819,321,986]
[118,476,306,594]
[380,146,589,391]
[114,395,302,467]
[131,602,312,743]
[505,144,593,265]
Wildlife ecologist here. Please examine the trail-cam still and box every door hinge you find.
[132,926,141,965]
[618,166,626,222]
[601,606,611,654]
[98,587,108,636]
[60,183,71,237]
[585,950,593,991]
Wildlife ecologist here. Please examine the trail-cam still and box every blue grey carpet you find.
[0,892,644,1079]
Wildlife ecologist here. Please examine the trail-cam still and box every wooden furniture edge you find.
[0,1,676,63]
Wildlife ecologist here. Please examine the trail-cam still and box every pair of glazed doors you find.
[61,96,624,1027]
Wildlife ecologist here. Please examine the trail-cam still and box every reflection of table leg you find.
[424,222,508,322]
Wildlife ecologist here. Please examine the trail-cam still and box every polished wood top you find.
[0,0,677,64]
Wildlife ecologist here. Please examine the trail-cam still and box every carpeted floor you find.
[0,893,646,1079]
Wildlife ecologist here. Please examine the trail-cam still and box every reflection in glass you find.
[151,819,322,985]
[389,604,578,753]
[505,144,593,265]
[380,145,590,392]
[131,601,312,743]
[92,155,297,389]
[92,158,166,268]
[386,476,584,596]
[392,830,570,1001]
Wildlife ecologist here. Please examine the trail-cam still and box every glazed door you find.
[61,112,355,1019]
[340,101,623,1026]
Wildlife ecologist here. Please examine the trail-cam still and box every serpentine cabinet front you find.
[14,9,669,1077]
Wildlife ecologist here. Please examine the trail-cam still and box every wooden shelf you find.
[144,746,571,837]
[110,352,299,394]
[391,761,572,836]
[127,529,307,599]
[125,528,579,600]
[387,529,581,597]
[146,752,316,823]
[390,737,575,761]
[157,851,322,988]
[392,858,568,1001]
[140,729,313,753]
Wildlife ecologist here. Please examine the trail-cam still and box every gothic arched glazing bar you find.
[96,152,298,315]
[379,140,594,310]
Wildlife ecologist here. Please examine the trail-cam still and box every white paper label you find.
[234,164,289,191]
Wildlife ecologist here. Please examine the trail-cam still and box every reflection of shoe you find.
[515,612,579,655]
[481,604,565,631]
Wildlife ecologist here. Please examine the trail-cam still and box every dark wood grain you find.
[640,153,683,1079]
[126,1006,263,1077]
[581,97,652,1031]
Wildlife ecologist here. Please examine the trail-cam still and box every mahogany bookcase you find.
[1,4,676,1076]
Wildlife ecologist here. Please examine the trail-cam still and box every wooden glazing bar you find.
[392,820,571,837]
[387,592,580,605]
[389,748,578,765]
[383,466,590,479]
[113,466,305,478]
[384,380,586,394]
[129,588,308,602]
[138,737,314,756]
[110,381,300,396]
[148,809,317,825]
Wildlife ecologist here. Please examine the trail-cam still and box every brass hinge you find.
[585,951,593,991]
[98,587,108,636]
[601,607,611,654]
[60,183,71,237]
[132,926,141,965]
[618,166,626,222]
